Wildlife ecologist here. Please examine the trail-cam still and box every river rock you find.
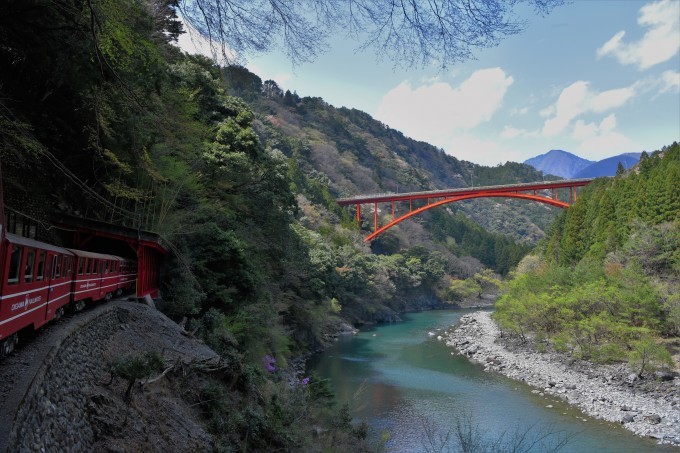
[644,414,662,424]
[445,311,680,446]
[655,371,676,382]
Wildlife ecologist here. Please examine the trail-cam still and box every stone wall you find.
[7,307,122,452]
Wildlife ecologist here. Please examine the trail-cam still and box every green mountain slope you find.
[496,144,679,367]
[223,68,561,247]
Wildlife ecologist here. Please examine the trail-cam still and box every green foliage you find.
[495,258,671,360]
[109,350,165,401]
[497,146,678,366]
[447,278,481,301]
[429,209,531,275]
[629,337,673,378]
[543,143,680,266]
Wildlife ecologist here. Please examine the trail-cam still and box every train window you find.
[53,254,62,278]
[8,246,22,284]
[24,248,36,283]
[63,256,71,278]
[103,260,109,274]
[68,257,74,277]
[36,251,46,281]
[78,258,86,275]
[14,218,23,237]
[91,259,98,275]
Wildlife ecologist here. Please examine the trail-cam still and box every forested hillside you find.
[1,1,568,449]
[496,145,679,372]
[224,67,561,246]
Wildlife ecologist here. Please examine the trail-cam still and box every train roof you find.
[67,249,122,261]
[5,233,74,255]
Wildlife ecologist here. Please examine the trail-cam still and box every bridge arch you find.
[363,192,569,242]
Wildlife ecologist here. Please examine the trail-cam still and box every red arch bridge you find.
[337,178,596,242]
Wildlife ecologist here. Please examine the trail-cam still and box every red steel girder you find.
[339,178,597,242]
[362,192,570,242]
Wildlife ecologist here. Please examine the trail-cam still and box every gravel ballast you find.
[445,311,680,446]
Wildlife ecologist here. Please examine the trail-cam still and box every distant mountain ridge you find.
[524,149,641,178]
[574,153,641,178]
[524,150,593,179]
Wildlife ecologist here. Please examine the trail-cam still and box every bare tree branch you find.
[177,0,564,69]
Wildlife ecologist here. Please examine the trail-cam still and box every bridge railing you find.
[337,178,597,205]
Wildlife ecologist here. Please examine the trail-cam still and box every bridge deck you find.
[336,178,597,205]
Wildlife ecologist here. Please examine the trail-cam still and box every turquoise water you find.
[309,309,673,452]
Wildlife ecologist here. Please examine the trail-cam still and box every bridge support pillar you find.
[356,204,361,226]
[374,203,378,232]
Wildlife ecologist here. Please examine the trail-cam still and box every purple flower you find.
[262,354,277,373]
[300,377,310,386]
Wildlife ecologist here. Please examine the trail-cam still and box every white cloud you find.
[572,114,617,141]
[572,120,599,141]
[442,134,523,166]
[576,131,637,158]
[590,87,636,112]
[659,70,680,93]
[539,105,555,118]
[597,0,680,70]
[501,126,523,139]
[176,25,214,59]
[510,107,529,116]
[541,81,636,137]
[599,114,617,133]
[500,126,539,140]
[374,68,513,145]
[570,114,638,159]
[175,19,238,64]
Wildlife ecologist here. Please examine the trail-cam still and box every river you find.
[309,309,672,452]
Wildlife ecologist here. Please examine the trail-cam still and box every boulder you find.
[621,414,635,424]
[643,414,662,425]
[654,371,676,382]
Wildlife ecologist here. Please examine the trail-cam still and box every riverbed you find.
[309,309,674,452]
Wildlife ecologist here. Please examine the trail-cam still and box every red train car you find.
[70,250,126,311]
[0,162,159,356]
[0,233,75,355]
[118,258,137,295]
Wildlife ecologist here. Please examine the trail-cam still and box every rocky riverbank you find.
[445,311,680,446]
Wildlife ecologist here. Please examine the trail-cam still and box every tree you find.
[447,278,481,301]
[629,337,673,378]
[472,268,501,297]
[616,161,625,176]
[177,0,564,68]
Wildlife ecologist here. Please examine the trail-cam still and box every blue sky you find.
[178,0,680,166]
